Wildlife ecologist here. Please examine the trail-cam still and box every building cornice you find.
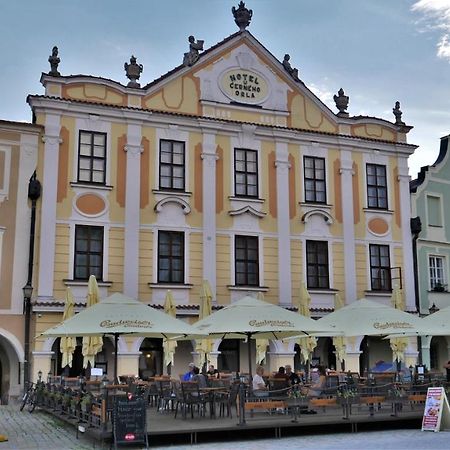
[27,95,417,154]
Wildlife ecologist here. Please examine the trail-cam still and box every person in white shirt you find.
[252,365,269,397]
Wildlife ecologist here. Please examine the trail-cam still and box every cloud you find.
[308,83,334,105]
[412,0,450,61]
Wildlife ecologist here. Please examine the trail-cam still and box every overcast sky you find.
[2,0,450,177]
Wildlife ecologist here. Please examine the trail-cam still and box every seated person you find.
[306,365,327,398]
[192,366,207,388]
[285,365,301,385]
[252,365,269,397]
[206,364,219,379]
[182,362,195,381]
[273,366,289,381]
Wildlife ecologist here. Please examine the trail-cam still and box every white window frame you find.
[428,254,446,290]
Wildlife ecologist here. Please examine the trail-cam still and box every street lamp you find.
[23,283,33,391]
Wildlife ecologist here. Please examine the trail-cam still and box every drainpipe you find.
[410,216,422,364]
[23,172,41,390]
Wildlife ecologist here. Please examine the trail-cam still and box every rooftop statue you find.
[232,1,253,31]
[393,101,405,126]
[124,55,143,88]
[183,35,204,67]
[48,46,60,77]
[334,88,349,117]
[282,54,299,81]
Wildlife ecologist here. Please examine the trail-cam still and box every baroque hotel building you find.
[17,6,419,386]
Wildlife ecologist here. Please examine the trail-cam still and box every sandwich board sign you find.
[421,387,450,432]
[113,393,148,449]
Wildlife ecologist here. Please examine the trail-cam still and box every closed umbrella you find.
[82,275,103,369]
[60,288,77,368]
[163,290,177,372]
[196,281,214,368]
[296,283,317,372]
[332,292,346,369]
[390,287,408,372]
[255,292,269,366]
[41,293,205,381]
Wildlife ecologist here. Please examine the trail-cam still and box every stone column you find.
[340,150,356,304]
[397,160,416,310]
[275,141,292,304]
[267,352,296,373]
[38,115,61,298]
[421,335,432,369]
[344,351,362,374]
[123,124,143,299]
[201,132,218,295]
[117,353,141,378]
[31,351,54,383]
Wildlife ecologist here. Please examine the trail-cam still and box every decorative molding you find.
[154,196,191,214]
[41,135,62,146]
[148,283,193,289]
[63,279,113,287]
[274,159,291,171]
[228,205,266,218]
[124,144,144,157]
[301,209,334,225]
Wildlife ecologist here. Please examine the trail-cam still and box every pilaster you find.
[123,123,143,299]
[275,141,292,304]
[38,115,61,298]
[397,160,415,310]
[201,132,218,295]
[339,150,356,304]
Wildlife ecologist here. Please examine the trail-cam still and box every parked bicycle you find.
[20,382,37,413]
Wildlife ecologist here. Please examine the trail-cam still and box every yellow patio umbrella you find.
[163,290,178,370]
[390,287,408,365]
[332,292,346,367]
[391,286,405,311]
[390,337,408,362]
[82,275,103,369]
[196,281,214,366]
[296,283,317,365]
[60,288,77,368]
[255,292,269,365]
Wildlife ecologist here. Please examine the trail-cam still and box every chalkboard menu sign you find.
[113,394,148,449]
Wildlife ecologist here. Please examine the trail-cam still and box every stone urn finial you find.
[393,101,405,126]
[124,55,143,88]
[48,46,60,77]
[334,88,349,117]
[232,1,253,31]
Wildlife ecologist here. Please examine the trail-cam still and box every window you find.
[74,225,103,280]
[235,149,258,197]
[429,256,445,290]
[304,156,326,203]
[78,131,107,184]
[235,235,259,286]
[427,195,442,227]
[306,240,329,289]
[158,231,184,283]
[159,140,185,190]
[369,244,391,291]
[366,164,388,209]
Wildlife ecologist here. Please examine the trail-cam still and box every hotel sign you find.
[220,69,269,104]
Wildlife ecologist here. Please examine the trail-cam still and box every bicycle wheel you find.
[19,392,28,411]
[27,391,36,413]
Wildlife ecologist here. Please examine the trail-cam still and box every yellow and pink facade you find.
[27,24,418,380]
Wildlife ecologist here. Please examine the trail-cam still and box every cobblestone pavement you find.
[2,404,450,450]
[0,405,96,449]
[150,429,450,450]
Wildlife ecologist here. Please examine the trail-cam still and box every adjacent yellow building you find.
[27,6,418,381]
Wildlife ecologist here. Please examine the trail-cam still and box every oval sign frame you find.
[219,68,269,105]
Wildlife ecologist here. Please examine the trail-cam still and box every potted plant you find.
[433,282,447,292]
